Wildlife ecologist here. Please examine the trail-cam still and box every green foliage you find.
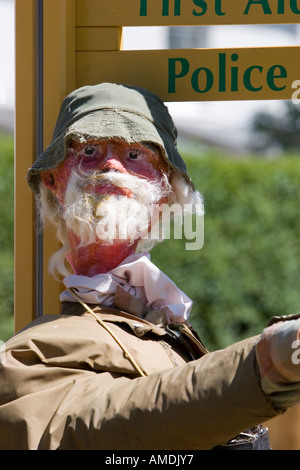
[252,101,300,152]
[152,153,300,350]
[2,137,300,352]
[0,134,14,341]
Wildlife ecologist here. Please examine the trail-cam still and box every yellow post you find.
[15,0,123,329]
[14,0,76,331]
[42,0,76,317]
[41,2,122,317]
[15,0,36,332]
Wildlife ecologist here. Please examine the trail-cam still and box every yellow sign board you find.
[77,46,300,101]
[77,0,300,26]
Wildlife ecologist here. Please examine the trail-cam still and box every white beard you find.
[63,170,173,247]
[37,168,204,278]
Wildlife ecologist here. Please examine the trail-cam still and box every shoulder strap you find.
[67,288,148,378]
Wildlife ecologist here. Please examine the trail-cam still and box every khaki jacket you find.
[0,303,282,450]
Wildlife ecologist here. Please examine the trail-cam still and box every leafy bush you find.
[2,137,300,351]
[0,134,14,341]
[152,153,300,350]
[252,101,300,152]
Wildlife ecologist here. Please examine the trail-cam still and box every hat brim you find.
[27,109,193,193]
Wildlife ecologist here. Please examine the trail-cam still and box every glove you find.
[256,315,300,409]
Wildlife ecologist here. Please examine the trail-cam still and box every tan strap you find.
[67,288,148,378]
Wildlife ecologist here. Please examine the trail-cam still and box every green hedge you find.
[0,134,14,341]
[1,138,300,350]
[152,153,300,350]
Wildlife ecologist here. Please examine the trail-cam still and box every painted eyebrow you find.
[141,142,160,154]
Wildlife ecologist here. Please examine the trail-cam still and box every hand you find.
[256,318,300,388]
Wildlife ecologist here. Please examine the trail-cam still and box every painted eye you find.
[128,149,141,160]
[85,145,96,156]
[49,173,55,185]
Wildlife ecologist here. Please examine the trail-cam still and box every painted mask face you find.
[40,139,173,276]
[41,139,170,204]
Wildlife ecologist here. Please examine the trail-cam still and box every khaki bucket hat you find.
[27,82,194,192]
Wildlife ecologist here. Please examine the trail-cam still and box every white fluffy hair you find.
[37,168,204,278]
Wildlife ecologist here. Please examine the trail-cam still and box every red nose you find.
[101,156,128,174]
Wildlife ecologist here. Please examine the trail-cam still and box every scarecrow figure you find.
[0,83,299,450]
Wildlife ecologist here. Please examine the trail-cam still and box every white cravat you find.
[60,252,192,324]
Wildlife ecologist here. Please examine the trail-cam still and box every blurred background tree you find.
[152,153,300,350]
[252,100,300,153]
[0,134,14,341]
